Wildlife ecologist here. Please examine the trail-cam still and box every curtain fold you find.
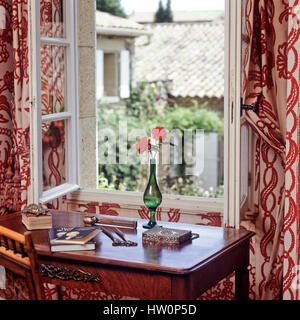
[0,0,30,214]
[243,0,300,299]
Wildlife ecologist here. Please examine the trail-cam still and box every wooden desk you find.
[0,210,254,300]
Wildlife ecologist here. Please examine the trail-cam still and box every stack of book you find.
[48,226,101,252]
[22,211,52,230]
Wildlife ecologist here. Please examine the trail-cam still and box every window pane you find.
[41,44,66,114]
[97,2,225,199]
[42,120,66,191]
[40,0,64,38]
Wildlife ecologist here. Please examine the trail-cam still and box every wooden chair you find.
[0,226,44,300]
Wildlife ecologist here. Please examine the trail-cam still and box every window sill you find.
[67,188,224,216]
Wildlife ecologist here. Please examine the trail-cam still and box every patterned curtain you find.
[283,0,300,301]
[0,0,30,215]
[243,0,300,300]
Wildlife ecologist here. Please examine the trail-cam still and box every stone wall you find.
[78,0,98,188]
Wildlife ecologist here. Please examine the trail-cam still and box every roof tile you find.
[135,22,224,99]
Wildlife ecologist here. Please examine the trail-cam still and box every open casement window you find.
[224,0,253,228]
[72,0,244,227]
[29,0,79,204]
[29,0,245,227]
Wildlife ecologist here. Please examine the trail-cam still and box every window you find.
[96,50,130,100]
[30,0,79,204]
[97,3,226,202]
[29,0,244,229]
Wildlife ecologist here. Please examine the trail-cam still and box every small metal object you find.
[113,228,138,247]
[83,215,137,229]
[22,203,49,216]
[240,93,262,117]
[83,216,97,226]
[101,227,125,246]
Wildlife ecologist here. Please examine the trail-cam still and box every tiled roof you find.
[96,11,148,32]
[130,10,224,24]
[135,22,224,99]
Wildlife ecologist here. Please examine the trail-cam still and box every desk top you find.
[0,210,254,275]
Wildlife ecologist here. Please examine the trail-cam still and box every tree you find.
[154,0,165,23]
[96,0,127,18]
[164,0,173,22]
[154,0,173,23]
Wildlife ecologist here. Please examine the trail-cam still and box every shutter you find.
[120,50,130,99]
[96,50,104,99]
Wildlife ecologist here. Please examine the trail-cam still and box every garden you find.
[97,82,224,198]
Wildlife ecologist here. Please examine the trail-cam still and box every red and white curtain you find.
[0,0,30,214]
[243,0,300,300]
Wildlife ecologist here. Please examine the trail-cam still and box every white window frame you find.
[29,0,80,204]
[28,0,243,228]
[71,0,242,226]
[224,0,242,228]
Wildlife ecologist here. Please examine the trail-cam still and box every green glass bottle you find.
[143,159,162,229]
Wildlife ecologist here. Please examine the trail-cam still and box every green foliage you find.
[161,176,224,198]
[165,0,173,22]
[157,105,224,136]
[124,82,160,119]
[154,0,173,23]
[155,0,165,22]
[98,165,139,191]
[96,0,127,18]
[97,82,224,198]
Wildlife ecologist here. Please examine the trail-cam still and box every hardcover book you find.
[142,227,193,245]
[22,212,52,230]
[48,226,101,245]
[50,241,96,252]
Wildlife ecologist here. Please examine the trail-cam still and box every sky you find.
[121,0,225,15]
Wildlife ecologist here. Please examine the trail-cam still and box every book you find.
[48,226,101,245]
[142,227,193,245]
[22,212,52,230]
[50,241,96,252]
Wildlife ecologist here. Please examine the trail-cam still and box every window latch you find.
[240,93,262,117]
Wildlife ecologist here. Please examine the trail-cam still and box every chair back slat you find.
[0,225,44,300]
[3,236,9,250]
[11,239,17,254]
[19,242,26,258]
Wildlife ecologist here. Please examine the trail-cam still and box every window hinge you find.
[240,93,262,117]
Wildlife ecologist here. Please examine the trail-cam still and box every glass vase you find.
[143,158,162,229]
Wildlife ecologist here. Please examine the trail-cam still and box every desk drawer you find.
[38,256,171,300]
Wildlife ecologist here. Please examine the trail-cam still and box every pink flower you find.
[136,137,151,154]
[152,126,166,142]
